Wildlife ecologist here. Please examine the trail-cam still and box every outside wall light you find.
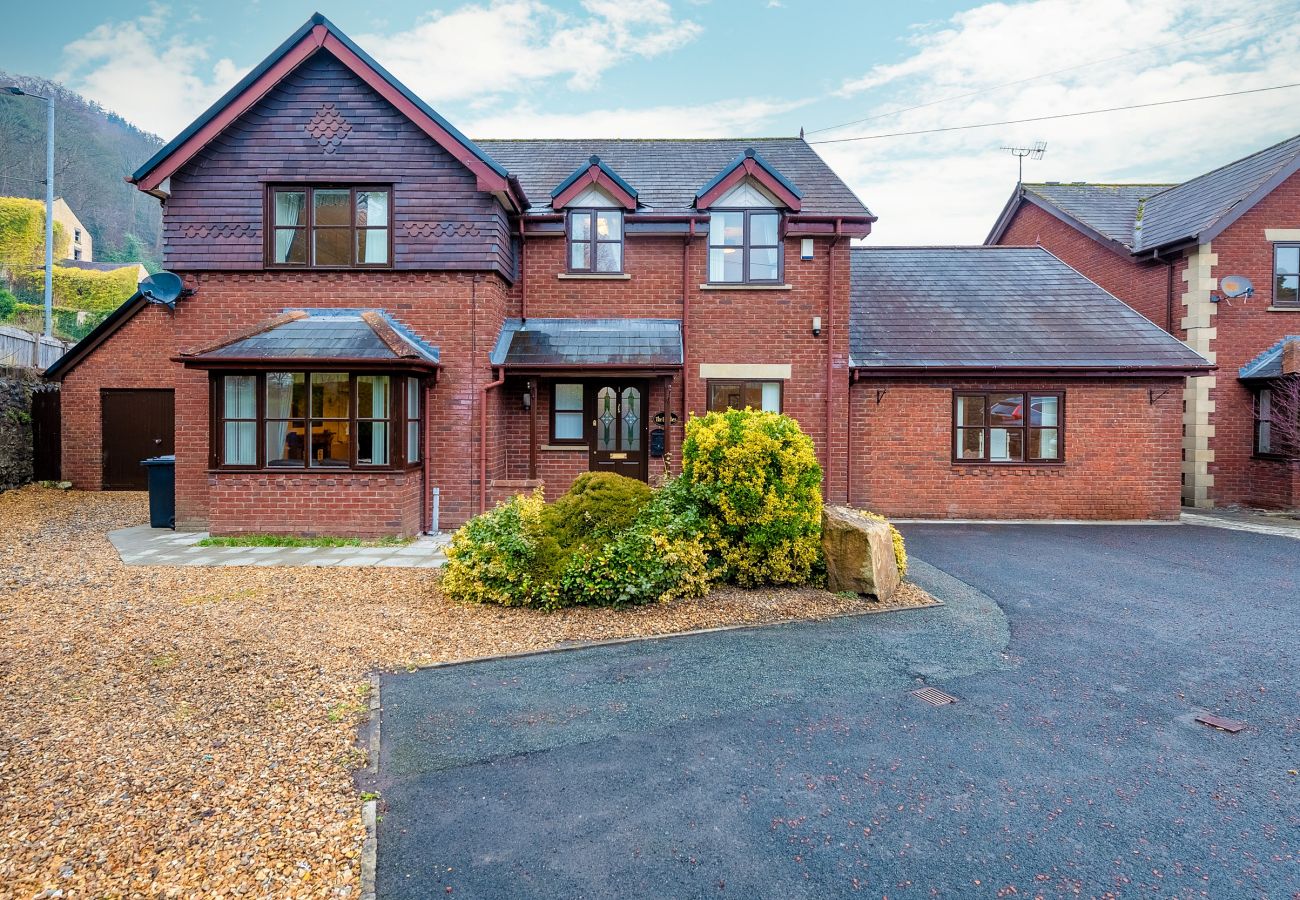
[521,388,532,410]
[811,316,822,337]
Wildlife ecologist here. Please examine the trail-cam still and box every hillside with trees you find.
[0,71,164,269]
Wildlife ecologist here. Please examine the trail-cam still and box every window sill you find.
[207,467,413,475]
[558,273,631,281]
[1267,305,1300,312]
[541,444,588,451]
[952,461,1066,468]
[699,283,793,291]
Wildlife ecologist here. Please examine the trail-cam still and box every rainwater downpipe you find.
[480,365,505,515]
[826,220,843,502]
[680,219,695,459]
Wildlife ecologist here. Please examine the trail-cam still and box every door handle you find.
[154,438,162,444]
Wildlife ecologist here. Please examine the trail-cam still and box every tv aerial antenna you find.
[1001,141,1047,183]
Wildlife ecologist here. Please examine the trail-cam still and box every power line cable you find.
[807,81,1300,145]
[805,7,1296,136]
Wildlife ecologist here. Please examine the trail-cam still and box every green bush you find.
[441,477,709,611]
[5,302,106,342]
[0,289,15,320]
[680,408,823,587]
[13,265,138,313]
[0,197,68,267]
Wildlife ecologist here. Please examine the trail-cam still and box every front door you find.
[101,389,174,490]
[588,381,647,481]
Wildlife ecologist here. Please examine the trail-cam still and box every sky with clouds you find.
[4,0,1300,243]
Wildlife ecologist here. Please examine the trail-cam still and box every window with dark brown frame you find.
[706,379,783,413]
[1255,386,1276,456]
[267,186,391,268]
[953,391,1063,463]
[551,383,586,443]
[1274,244,1300,307]
[567,209,623,274]
[214,372,419,470]
[708,209,781,284]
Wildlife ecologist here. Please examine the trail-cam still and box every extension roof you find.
[987,133,1300,254]
[478,139,871,217]
[178,309,440,369]
[490,318,682,369]
[1239,336,1300,381]
[848,246,1212,374]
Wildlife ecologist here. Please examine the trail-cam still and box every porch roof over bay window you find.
[176,308,440,371]
[490,318,682,371]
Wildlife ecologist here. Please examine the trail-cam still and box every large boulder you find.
[821,506,901,599]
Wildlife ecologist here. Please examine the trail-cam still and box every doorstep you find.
[107,525,451,567]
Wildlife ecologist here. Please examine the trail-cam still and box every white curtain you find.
[359,191,389,264]
[274,192,304,261]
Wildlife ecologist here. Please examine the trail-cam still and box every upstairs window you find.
[268,186,390,268]
[954,391,1063,463]
[708,210,781,284]
[567,209,623,274]
[1274,244,1299,307]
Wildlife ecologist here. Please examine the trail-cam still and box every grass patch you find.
[196,534,413,548]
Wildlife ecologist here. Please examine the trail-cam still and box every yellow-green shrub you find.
[441,489,553,608]
[535,471,653,579]
[857,509,907,579]
[680,408,823,586]
[14,264,138,313]
[0,197,67,267]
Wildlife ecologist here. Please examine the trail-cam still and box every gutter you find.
[847,364,1216,378]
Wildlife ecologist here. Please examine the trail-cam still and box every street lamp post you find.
[3,86,54,339]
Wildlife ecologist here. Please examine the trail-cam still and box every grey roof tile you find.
[194,309,440,364]
[476,138,871,216]
[848,246,1212,372]
[1239,336,1300,380]
[1135,134,1300,250]
[491,318,682,367]
[1023,183,1173,247]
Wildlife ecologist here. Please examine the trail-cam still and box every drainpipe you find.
[480,365,505,514]
[848,368,858,505]
[680,219,695,466]
[826,220,843,502]
[520,227,528,325]
[421,378,431,533]
[1164,254,1176,335]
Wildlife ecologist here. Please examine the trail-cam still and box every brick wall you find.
[996,202,1175,332]
[849,377,1185,520]
[59,303,179,490]
[208,470,421,537]
[1193,169,1300,508]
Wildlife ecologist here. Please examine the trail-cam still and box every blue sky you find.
[4,0,1299,242]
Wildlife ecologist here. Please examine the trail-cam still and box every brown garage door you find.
[101,389,174,490]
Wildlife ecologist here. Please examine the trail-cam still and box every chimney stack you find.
[1283,339,1300,376]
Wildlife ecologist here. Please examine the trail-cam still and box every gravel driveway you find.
[373,523,1299,899]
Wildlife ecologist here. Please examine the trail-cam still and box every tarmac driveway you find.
[373,524,1298,899]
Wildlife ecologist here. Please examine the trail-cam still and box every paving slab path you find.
[108,525,449,567]
[373,524,1298,899]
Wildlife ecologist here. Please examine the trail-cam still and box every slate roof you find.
[1239,336,1300,380]
[1134,133,1300,251]
[1022,183,1173,248]
[847,247,1212,372]
[490,318,682,368]
[476,139,871,216]
[184,309,439,365]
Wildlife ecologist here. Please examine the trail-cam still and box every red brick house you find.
[989,136,1300,510]
[44,14,1209,535]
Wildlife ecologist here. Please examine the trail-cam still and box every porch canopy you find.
[490,317,682,374]
[177,308,441,372]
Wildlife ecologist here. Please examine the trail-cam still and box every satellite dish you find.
[1220,275,1254,299]
[139,271,187,308]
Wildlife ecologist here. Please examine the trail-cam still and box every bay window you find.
[215,372,421,470]
[708,209,781,284]
[267,186,390,268]
[954,391,1063,463]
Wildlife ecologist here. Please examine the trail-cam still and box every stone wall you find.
[0,367,41,491]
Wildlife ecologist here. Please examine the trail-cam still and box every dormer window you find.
[567,209,624,274]
[709,209,781,284]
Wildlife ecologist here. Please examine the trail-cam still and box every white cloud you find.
[465,97,803,138]
[57,5,236,138]
[814,0,1300,244]
[358,0,701,103]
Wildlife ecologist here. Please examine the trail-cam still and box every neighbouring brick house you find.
[43,14,1208,535]
[989,136,1300,510]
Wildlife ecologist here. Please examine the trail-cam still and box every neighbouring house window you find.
[73,248,82,260]
[551,383,585,443]
[567,209,623,273]
[1256,386,1274,455]
[708,210,781,283]
[267,186,390,268]
[74,228,82,242]
[954,391,1063,463]
[1275,244,1300,307]
[215,372,420,469]
[707,380,782,413]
